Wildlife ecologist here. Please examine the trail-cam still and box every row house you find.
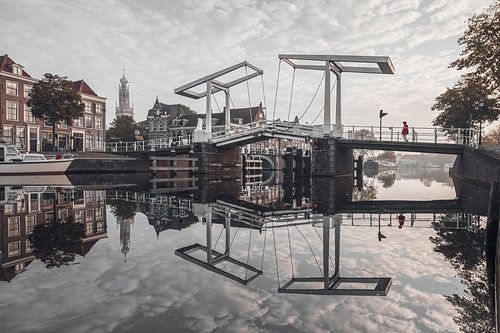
[0,54,106,152]
[0,187,107,282]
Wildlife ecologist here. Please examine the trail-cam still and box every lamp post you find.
[379,109,388,141]
[478,98,485,145]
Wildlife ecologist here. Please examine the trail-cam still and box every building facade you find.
[0,187,107,282]
[115,71,133,118]
[0,54,106,152]
[144,97,265,142]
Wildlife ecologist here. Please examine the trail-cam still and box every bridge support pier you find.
[311,137,353,177]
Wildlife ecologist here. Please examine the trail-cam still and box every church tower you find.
[116,69,134,118]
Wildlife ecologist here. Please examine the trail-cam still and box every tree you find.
[450,1,500,91]
[483,124,500,144]
[431,75,499,136]
[106,116,138,142]
[27,73,84,151]
[180,104,196,115]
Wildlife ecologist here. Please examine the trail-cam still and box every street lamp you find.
[379,109,388,141]
[479,98,485,145]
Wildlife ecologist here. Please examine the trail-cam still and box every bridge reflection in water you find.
[106,184,480,298]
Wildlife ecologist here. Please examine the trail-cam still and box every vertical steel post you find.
[225,90,231,130]
[206,212,212,264]
[206,81,212,139]
[323,217,330,289]
[336,72,341,132]
[324,61,331,136]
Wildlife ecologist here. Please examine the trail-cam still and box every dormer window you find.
[11,64,22,75]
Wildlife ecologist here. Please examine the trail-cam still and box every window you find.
[12,65,22,75]
[86,208,94,221]
[85,115,93,128]
[45,211,54,223]
[8,242,20,257]
[6,101,18,121]
[84,102,91,113]
[97,221,105,233]
[85,133,93,150]
[24,84,32,98]
[59,209,69,220]
[25,105,35,123]
[8,216,20,237]
[86,223,94,235]
[94,117,102,130]
[25,215,36,234]
[44,119,52,127]
[95,207,103,220]
[3,125,14,144]
[74,210,84,223]
[6,81,18,96]
[58,120,67,129]
[26,239,33,253]
[17,195,26,213]
[91,103,96,114]
[95,132,103,150]
[30,194,39,211]
[74,117,83,128]
[96,103,103,114]
[15,127,25,150]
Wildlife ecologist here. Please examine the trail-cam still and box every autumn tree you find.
[450,0,500,91]
[27,73,84,151]
[106,116,138,142]
[482,124,500,144]
[432,75,499,136]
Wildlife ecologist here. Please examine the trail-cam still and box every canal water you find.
[0,166,495,333]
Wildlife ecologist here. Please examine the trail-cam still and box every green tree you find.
[450,0,500,90]
[106,116,138,142]
[27,73,84,151]
[180,104,196,115]
[431,75,499,135]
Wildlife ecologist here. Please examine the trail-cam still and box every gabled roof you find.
[170,104,265,128]
[73,79,98,96]
[0,54,32,77]
[147,98,184,118]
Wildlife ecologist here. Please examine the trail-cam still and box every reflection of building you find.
[117,216,133,261]
[0,54,106,152]
[0,187,107,282]
[115,71,134,118]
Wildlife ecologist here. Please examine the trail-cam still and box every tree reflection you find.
[29,218,85,269]
[430,216,494,332]
[378,173,396,188]
[108,199,137,219]
[353,180,377,201]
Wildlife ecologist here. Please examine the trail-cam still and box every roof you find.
[170,104,265,128]
[147,97,185,118]
[73,79,98,96]
[0,54,32,77]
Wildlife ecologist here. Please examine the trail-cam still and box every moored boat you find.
[0,143,75,175]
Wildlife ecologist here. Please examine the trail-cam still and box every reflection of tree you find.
[378,173,396,188]
[28,218,85,269]
[353,179,377,201]
[108,199,136,219]
[430,217,494,332]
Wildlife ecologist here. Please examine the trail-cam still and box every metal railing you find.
[105,135,193,153]
[338,125,478,147]
[104,122,478,152]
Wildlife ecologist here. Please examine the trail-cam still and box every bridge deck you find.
[336,139,465,154]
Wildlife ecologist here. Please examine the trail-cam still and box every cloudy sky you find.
[0,0,492,127]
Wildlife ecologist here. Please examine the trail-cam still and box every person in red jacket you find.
[402,121,409,142]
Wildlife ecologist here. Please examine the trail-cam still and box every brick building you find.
[0,54,106,152]
[0,187,107,282]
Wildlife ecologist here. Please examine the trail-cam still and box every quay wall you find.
[67,156,147,173]
[451,148,500,189]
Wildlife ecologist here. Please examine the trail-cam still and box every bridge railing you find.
[105,135,193,152]
[340,125,478,147]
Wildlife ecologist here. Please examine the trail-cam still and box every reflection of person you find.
[398,214,406,228]
[402,121,409,142]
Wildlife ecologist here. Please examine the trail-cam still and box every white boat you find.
[0,143,75,175]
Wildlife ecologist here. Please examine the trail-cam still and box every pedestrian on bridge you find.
[402,121,409,142]
[398,214,406,228]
